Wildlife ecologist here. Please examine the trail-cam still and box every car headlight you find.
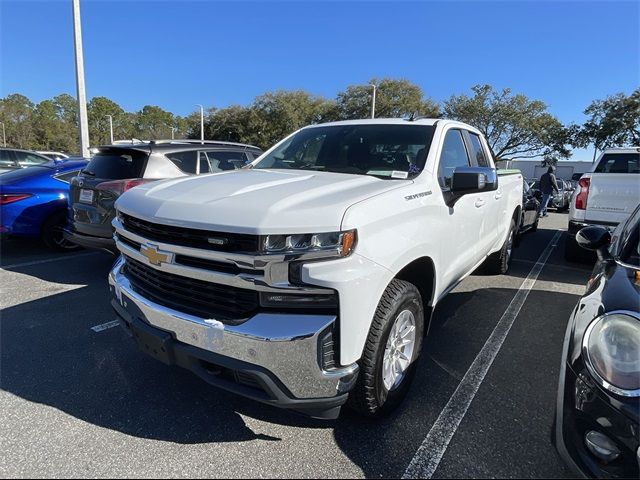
[261,230,356,257]
[583,312,640,396]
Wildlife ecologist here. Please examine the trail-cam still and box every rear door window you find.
[83,150,148,179]
[594,153,640,173]
[199,151,210,174]
[54,169,83,184]
[205,150,248,171]
[166,151,198,174]
[466,133,489,167]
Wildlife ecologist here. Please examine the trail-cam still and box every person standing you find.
[538,166,559,217]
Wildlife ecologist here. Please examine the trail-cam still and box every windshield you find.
[253,124,436,179]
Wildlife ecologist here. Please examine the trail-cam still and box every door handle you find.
[494,192,503,200]
[475,199,486,208]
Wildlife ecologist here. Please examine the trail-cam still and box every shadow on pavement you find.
[1,282,583,477]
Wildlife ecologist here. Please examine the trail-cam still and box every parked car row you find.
[528,177,574,212]
[0,141,261,250]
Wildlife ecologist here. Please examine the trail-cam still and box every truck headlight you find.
[261,230,356,257]
[583,312,640,396]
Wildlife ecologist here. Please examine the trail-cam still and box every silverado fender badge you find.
[405,191,432,201]
[140,244,173,266]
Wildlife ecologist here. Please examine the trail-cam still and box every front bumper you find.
[555,360,640,478]
[108,256,359,419]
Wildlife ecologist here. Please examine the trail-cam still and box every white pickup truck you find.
[108,119,523,419]
[565,147,640,261]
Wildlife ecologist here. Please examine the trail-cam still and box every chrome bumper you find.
[108,256,358,400]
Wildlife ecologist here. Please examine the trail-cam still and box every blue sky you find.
[1,0,639,159]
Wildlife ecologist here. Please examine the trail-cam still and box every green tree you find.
[335,78,439,120]
[574,89,640,160]
[87,96,129,145]
[444,84,571,160]
[248,90,335,148]
[0,93,35,148]
[33,99,78,151]
[133,105,174,140]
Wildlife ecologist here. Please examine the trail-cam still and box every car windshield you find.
[253,124,436,179]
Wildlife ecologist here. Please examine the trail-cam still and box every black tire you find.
[41,211,81,252]
[348,279,424,417]
[484,218,516,275]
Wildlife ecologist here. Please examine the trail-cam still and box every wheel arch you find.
[394,256,436,332]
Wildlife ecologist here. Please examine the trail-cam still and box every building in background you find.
[496,159,594,180]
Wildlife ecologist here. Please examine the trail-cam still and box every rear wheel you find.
[41,211,81,251]
[348,279,424,417]
[484,218,516,275]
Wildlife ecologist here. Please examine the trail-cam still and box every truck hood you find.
[116,169,409,234]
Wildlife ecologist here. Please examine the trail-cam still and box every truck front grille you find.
[123,256,258,324]
[120,213,259,253]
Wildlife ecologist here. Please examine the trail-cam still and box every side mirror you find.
[446,167,498,207]
[576,226,613,261]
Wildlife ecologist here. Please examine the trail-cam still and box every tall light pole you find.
[195,104,204,144]
[72,0,90,157]
[1,122,6,147]
[370,83,377,119]
[105,115,113,144]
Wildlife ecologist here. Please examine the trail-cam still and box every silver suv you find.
[64,140,262,252]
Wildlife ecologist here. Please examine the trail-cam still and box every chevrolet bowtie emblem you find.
[140,244,171,266]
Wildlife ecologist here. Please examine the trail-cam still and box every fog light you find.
[585,430,620,463]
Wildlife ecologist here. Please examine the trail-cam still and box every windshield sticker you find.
[391,171,409,179]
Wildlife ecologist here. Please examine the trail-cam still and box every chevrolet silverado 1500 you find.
[108,119,523,419]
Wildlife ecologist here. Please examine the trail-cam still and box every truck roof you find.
[302,118,481,133]
[601,147,640,154]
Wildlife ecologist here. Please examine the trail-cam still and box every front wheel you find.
[348,279,424,417]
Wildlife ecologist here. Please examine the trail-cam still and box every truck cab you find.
[108,119,523,419]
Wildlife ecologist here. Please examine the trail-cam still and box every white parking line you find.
[403,230,563,479]
[0,252,98,270]
[90,320,120,333]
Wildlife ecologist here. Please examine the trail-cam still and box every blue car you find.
[1,159,88,250]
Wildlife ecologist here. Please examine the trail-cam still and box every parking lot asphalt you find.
[0,212,593,478]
